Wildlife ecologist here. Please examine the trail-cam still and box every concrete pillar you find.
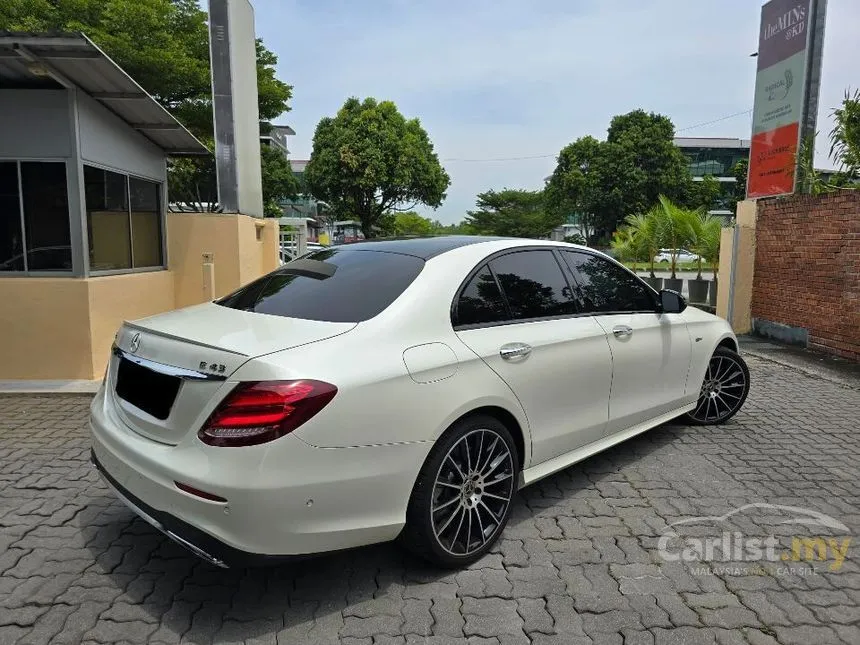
[717,200,757,333]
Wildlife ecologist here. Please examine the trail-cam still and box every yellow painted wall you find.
[716,200,757,333]
[0,278,93,380]
[86,271,175,378]
[167,213,278,308]
[168,213,242,307]
[1,213,278,381]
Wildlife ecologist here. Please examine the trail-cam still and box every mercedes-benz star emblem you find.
[129,332,141,354]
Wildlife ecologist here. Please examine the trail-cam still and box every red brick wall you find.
[752,191,860,360]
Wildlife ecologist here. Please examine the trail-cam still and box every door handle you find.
[499,343,532,360]
[612,325,633,339]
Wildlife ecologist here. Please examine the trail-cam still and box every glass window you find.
[20,162,72,271]
[0,162,23,272]
[455,264,509,327]
[129,177,163,268]
[488,250,576,320]
[216,248,425,323]
[85,166,131,270]
[562,251,656,313]
[84,166,164,271]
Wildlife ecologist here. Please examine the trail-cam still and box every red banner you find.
[747,122,799,199]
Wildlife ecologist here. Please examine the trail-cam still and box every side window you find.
[562,251,656,313]
[489,250,576,320]
[455,264,508,327]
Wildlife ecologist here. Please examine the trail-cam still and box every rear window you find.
[215,248,424,322]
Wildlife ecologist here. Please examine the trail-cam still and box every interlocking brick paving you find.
[1,354,858,644]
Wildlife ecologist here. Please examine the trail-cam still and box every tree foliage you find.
[546,110,693,243]
[727,157,748,214]
[0,0,295,211]
[304,97,450,238]
[687,175,721,212]
[260,145,300,217]
[544,135,605,245]
[829,88,860,179]
[390,212,433,236]
[465,189,561,239]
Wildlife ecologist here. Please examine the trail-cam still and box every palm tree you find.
[652,195,697,280]
[624,212,659,278]
[700,217,722,282]
[688,211,723,280]
[610,227,634,270]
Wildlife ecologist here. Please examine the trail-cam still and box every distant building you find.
[259,123,294,158]
[673,137,750,218]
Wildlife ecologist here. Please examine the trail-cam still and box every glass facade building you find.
[674,137,750,216]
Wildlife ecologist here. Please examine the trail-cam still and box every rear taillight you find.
[198,380,337,447]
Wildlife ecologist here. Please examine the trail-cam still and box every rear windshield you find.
[215,248,425,322]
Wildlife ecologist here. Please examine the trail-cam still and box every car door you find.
[453,248,613,467]
[560,250,692,434]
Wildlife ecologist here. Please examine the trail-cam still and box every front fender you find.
[683,309,738,398]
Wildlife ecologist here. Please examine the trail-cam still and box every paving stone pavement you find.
[1,354,859,645]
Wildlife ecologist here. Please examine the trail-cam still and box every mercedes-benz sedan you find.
[90,236,749,568]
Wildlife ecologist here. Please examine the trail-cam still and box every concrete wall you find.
[86,271,176,378]
[0,271,175,380]
[167,213,278,308]
[751,192,860,360]
[0,90,72,158]
[716,200,757,333]
[75,92,166,182]
[0,278,92,379]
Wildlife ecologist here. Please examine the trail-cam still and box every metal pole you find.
[797,0,828,183]
[726,221,740,326]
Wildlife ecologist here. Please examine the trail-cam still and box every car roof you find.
[336,235,510,260]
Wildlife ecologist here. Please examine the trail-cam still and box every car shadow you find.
[79,420,695,642]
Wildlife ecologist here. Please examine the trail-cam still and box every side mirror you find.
[660,289,687,314]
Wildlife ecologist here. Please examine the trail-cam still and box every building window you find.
[84,165,163,271]
[0,160,72,273]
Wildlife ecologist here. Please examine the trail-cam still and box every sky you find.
[252,0,859,224]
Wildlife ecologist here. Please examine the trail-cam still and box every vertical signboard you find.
[747,0,813,199]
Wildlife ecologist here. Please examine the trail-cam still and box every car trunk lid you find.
[107,303,355,445]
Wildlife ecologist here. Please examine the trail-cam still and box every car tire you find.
[683,346,750,425]
[401,414,518,568]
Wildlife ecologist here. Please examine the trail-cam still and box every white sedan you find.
[654,248,701,264]
[90,237,749,568]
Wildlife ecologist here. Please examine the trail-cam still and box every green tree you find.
[465,189,560,238]
[727,157,749,214]
[830,87,860,178]
[304,97,450,238]
[547,110,694,241]
[392,212,433,236]
[651,195,698,279]
[544,135,605,245]
[624,212,660,278]
[687,211,723,280]
[606,110,691,212]
[687,175,721,212]
[430,220,474,235]
[260,146,300,217]
[610,227,635,271]
[1,0,294,211]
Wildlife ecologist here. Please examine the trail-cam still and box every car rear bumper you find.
[89,385,432,565]
[91,449,284,568]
